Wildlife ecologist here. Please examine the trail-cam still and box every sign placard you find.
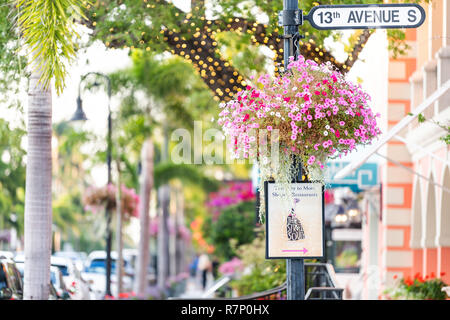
[265,181,324,259]
[307,3,425,30]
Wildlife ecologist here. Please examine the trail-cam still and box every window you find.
[86,259,117,274]
[53,265,69,276]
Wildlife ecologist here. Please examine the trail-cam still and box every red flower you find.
[440,272,446,277]
[335,129,340,138]
[393,275,398,280]
[243,114,250,122]
[284,97,291,103]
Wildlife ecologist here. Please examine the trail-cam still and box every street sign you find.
[265,182,324,259]
[307,3,425,30]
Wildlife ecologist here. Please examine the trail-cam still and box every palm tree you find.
[17,0,85,299]
[134,139,154,296]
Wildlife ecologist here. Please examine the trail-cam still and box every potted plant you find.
[218,55,381,220]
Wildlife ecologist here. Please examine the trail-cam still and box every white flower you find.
[323,131,328,136]
[325,124,330,130]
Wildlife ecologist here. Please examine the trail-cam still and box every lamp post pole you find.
[72,72,113,297]
[280,0,305,300]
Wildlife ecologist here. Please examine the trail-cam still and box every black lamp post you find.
[279,0,305,301]
[70,72,113,298]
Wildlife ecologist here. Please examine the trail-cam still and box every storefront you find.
[334,0,450,299]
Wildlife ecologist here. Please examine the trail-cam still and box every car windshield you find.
[85,259,116,274]
[52,265,69,276]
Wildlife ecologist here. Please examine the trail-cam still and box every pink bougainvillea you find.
[218,257,244,276]
[206,181,255,220]
[217,55,381,173]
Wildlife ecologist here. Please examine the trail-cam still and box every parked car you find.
[53,251,85,272]
[0,256,23,300]
[50,266,71,300]
[0,251,14,260]
[50,256,91,300]
[14,254,91,300]
[82,251,133,298]
[14,261,70,300]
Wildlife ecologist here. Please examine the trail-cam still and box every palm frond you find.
[16,0,88,94]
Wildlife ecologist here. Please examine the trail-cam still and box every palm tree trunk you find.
[157,184,170,289]
[134,139,154,296]
[175,186,184,275]
[23,68,52,300]
[115,159,124,296]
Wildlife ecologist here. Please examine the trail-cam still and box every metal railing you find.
[214,263,342,300]
[304,263,343,300]
[171,263,343,300]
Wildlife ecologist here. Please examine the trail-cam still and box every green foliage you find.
[128,50,216,127]
[154,162,219,191]
[89,0,426,70]
[52,192,83,234]
[230,233,286,296]
[0,0,26,106]
[202,201,256,261]
[16,0,87,94]
[0,118,26,232]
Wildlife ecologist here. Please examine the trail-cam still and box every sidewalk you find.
[178,273,215,299]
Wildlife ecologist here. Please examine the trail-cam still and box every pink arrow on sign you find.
[282,248,308,254]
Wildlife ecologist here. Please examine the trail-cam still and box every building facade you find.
[361,0,449,299]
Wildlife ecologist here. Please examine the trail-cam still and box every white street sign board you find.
[308,3,425,30]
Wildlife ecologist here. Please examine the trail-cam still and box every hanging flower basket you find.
[83,183,139,219]
[218,55,381,219]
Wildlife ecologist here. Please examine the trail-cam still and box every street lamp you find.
[70,72,113,297]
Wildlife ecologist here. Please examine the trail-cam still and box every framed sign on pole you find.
[265,181,325,260]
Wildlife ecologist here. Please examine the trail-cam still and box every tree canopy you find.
[85,0,427,102]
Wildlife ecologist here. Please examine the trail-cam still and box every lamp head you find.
[70,96,88,122]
